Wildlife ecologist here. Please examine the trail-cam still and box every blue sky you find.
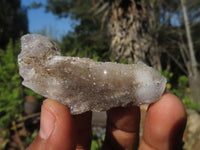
[21,0,76,41]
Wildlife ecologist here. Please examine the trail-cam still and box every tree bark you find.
[181,0,200,104]
[107,0,162,71]
[108,0,150,64]
[181,0,198,78]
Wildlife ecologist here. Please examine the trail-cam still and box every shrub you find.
[0,40,23,129]
[161,70,199,110]
[0,39,42,149]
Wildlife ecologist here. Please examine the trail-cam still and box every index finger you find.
[73,111,92,150]
[102,105,140,149]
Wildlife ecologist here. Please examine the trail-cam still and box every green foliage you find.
[24,130,38,146]
[168,75,189,100]
[23,88,43,99]
[61,21,110,61]
[0,0,28,49]
[27,2,43,9]
[161,70,199,110]
[182,97,199,111]
[178,75,189,87]
[91,132,103,150]
[160,70,173,83]
[0,40,23,129]
[46,0,95,19]
[0,39,42,149]
[44,0,110,61]
[0,129,10,149]
[120,60,128,64]
[61,35,109,61]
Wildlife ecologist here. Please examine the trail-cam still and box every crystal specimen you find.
[18,34,167,114]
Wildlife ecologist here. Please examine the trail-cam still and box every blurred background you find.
[0,0,199,149]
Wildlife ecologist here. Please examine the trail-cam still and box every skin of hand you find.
[27,93,187,150]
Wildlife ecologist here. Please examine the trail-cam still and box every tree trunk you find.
[181,0,200,104]
[181,0,198,78]
[108,0,150,64]
[189,76,200,104]
[107,0,162,70]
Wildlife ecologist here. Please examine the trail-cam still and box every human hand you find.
[27,93,186,150]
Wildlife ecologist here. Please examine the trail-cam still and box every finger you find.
[139,93,187,150]
[102,105,140,150]
[73,111,92,150]
[27,99,76,150]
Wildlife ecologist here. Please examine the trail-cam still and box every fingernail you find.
[39,105,55,139]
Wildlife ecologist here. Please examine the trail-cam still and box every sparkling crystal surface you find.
[18,34,167,114]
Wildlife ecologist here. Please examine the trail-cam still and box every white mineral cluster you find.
[18,34,167,114]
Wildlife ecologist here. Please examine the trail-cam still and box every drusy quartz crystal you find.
[18,34,167,114]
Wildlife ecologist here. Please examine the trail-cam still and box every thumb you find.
[27,99,76,150]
